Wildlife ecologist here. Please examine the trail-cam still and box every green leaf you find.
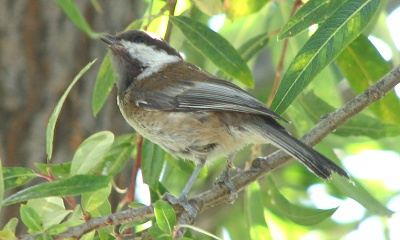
[179,224,222,240]
[93,134,136,176]
[331,175,393,216]
[92,54,115,116]
[192,0,223,16]
[298,91,400,138]
[46,59,97,160]
[245,182,271,239]
[2,175,111,206]
[46,224,69,235]
[238,32,270,62]
[216,32,270,79]
[154,200,176,234]
[2,217,18,232]
[0,217,18,240]
[259,177,338,225]
[141,139,166,190]
[0,160,3,206]
[20,205,43,233]
[0,230,17,240]
[119,202,152,233]
[279,0,343,39]
[35,163,71,179]
[226,0,270,19]
[85,197,111,218]
[70,131,114,175]
[169,16,254,87]
[271,0,381,114]
[82,184,111,213]
[335,115,400,138]
[309,143,394,217]
[2,167,37,191]
[27,197,70,230]
[55,0,101,38]
[336,35,400,123]
[148,226,173,240]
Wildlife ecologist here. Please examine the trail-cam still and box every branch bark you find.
[25,65,400,239]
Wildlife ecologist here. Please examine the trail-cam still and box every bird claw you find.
[162,193,197,216]
[214,172,238,203]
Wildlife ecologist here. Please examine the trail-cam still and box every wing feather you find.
[138,78,286,121]
[134,62,286,121]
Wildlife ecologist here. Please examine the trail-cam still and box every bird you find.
[101,29,349,208]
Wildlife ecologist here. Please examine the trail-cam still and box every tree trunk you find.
[0,0,142,230]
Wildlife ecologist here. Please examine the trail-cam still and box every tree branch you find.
[36,65,400,239]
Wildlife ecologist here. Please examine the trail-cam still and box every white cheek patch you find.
[121,40,181,80]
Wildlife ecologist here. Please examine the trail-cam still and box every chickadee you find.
[101,30,349,204]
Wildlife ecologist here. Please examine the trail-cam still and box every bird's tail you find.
[251,119,349,179]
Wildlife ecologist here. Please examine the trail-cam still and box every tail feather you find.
[252,119,349,179]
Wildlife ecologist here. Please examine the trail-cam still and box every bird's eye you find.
[133,36,146,43]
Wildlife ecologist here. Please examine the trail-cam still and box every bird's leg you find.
[214,153,238,202]
[163,160,205,215]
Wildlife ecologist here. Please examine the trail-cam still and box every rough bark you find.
[0,0,141,229]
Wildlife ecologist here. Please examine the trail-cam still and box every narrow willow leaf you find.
[335,115,400,138]
[238,32,270,62]
[154,200,176,234]
[169,16,254,87]
[226,0,269,19]
[298,92,400,138]
[55,0,101,38]
[279,0,343,39]
[314,143,393,217]
[70,131,114,175]
[92,54,115,116]
[141,139,165,190]
[2,175,111,206]
[245,182,271,239]
[271,0,381,114]
[259,177,338,225]
[216,32,270,79]
[46,59,97,160]
[331,175,394,216]
[336,35,400,123]
[2,167,37,191]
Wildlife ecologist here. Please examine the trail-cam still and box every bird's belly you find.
[120,106,257,163]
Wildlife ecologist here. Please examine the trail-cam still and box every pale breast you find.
[118,98,258,163]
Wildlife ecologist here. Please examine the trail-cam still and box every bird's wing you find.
[136,76,286,122]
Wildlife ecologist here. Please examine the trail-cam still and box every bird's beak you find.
[100,34,120,46]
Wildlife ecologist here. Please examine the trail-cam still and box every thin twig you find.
[118,134,143,208]
[164,0,177,42]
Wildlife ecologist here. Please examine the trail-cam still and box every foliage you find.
[1,0,400,239]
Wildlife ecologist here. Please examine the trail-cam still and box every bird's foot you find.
[162,193,197,216]
[214,170,238,203]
